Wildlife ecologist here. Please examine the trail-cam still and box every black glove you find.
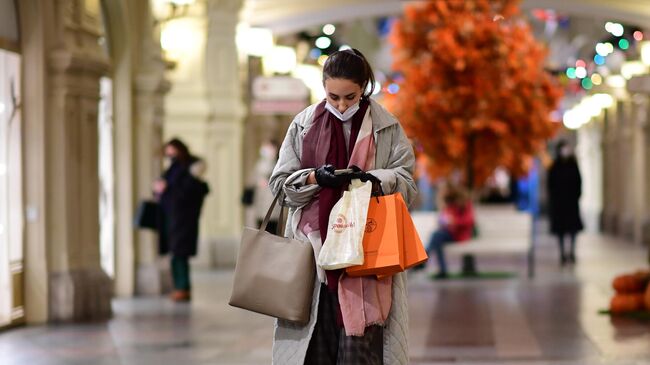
[315,164,352,188]
[349,169,383,196]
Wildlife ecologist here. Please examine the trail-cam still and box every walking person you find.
[154,138,210,302]
[547,140,583,265]
[269,48,417,365]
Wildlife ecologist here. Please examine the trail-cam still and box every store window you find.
[0,48,22,327]
[98,77,114,278]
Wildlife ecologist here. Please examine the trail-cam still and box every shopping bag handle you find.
[259,189,287,234]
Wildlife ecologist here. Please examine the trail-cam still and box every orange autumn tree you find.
[387,0,562,187]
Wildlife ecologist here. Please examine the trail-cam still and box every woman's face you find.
[165,145,178,159]
[324,78,363,114]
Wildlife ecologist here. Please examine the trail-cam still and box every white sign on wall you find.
[252,76,309,115]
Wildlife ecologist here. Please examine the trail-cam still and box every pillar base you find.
[49,267,112,322]
[214,237,238,268]
[136,261,172,296]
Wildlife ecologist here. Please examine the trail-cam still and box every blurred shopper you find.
[269,49,416,365]
[154,138,209,302]
[253,140,280,233]
[548,140,583,265]
[418,183,475,279]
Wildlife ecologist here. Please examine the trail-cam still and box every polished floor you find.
[2,221,650,364]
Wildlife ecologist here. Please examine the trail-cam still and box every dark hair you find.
[323,48,376,97]
[165,138,191,163]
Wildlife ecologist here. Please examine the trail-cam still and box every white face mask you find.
[325,101,360,121]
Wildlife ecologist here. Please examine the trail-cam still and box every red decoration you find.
[386,0,562,186]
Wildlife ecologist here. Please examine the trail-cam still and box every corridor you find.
[1,225,649,365]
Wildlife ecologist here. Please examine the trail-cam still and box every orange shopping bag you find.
[345,193,404,277]
[375,194,429,279]
[396,193,428,269]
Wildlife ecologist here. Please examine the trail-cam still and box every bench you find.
[410,204,535,277]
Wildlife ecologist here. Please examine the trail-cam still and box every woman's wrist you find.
[307,171,317,185]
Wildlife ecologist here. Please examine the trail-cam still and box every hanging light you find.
[621,60,647,79]
[641,41,650,66]
[262,46,297,74]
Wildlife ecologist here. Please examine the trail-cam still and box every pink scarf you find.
[299,99,392,336]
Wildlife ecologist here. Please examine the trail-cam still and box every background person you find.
[416,183,475,279]
[154,138,210,302]
[547,140,583,265]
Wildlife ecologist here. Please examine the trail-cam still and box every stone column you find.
[134,65,172,295]
[576,118,603,233]
[21,0,112,322]
[602,104,618,234]
[631,96,647,245]
[628,75,650,244]
[619,100,635,240]
[204,0,245,267]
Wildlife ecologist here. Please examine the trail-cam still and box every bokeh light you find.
[591,73,603,85]
[594,55,606,65]
[566,67,577,79]
[315,36,332,49]
[619,39,630,50]
[322,24,336,36]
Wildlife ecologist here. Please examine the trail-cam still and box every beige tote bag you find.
[229,191,315,324]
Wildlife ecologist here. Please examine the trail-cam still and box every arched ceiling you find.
[242,0,650,35]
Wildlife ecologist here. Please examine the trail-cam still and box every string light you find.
[634,31,644,41]
[594,55,606,65]
[619,39,630,50]
[575,67,587,79]
[575,60,586,68]
[581,78,593,90]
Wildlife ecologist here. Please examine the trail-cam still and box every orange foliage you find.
[387,0,562,186]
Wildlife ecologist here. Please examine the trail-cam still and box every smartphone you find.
[334,168,354,176]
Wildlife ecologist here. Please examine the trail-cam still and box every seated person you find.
[420,183,475,278]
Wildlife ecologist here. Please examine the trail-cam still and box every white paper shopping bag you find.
[317,179,372,270]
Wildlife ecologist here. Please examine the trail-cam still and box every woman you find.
[269,49,417,365]
[154,138,210,302]
[547,140,583,265]
[424,184,475,279]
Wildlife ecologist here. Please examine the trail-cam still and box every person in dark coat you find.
[547,140,583,265]
[154,138,209,301]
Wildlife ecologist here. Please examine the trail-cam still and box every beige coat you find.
[269,99,417,365]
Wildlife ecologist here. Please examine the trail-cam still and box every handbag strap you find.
[260,189,287,233]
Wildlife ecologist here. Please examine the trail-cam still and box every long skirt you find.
[304,284,384,365]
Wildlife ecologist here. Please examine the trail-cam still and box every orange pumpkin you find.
[612,274,647,293]
[610,293,645,313]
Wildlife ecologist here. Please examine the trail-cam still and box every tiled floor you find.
[2,220,650,364]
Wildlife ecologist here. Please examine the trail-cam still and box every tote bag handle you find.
[259,189,288,235]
